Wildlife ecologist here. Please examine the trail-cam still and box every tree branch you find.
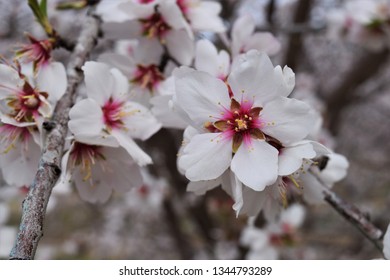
[9,5,101,260]
[323,188,384,252]
[310,171,384,253]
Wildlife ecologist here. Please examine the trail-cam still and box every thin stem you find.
[9,5,101,260]
[310,171,384,254]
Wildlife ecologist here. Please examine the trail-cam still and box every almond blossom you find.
[60,140,143,203]
[240,204,306,260]
[99,38,168,106]
[327,0,390,51]
[99,0,194,65]
[231,15,281,57]
[175,0,225,33]
[0,61,66,127]
[175,50,315,192]
[68,61,161,166]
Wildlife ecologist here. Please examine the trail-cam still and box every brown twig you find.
[310,171,384,253]
[9,6,101,260]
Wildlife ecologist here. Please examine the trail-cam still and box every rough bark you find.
[10,7,101,260]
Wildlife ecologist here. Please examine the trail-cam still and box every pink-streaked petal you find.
[231,139,278,191]
[69,98,104,137]
[261,97,316,146]
[160,1,193,37]
[178,133,232,181]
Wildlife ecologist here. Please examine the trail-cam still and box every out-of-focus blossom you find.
[61,141,143,203]
[231,15,281,57]
[240,204,305,259]
[327,0,390,52]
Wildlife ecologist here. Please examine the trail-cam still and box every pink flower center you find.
[140,12,171,40]
[15,35,52,72]
[102,98,126,130]
[138,0,154,3]
[69,142,105,181]
[6,82,47,123]
[132,64,164,91]
[206,98,265,152]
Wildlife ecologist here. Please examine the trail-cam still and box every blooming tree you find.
[0,0,389,260]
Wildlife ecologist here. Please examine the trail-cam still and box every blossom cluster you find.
[0,0,348,219]
[327,0,390,52]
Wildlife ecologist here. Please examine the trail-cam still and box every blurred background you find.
[0,0,390,259]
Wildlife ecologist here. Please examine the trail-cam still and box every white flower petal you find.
[273,65,295,97]
[82,61,114,105]
[319,153,349,185]
[244,32,282,56]
[280,204,306,228]
[105,147,143,193]
[301,172,326,204]
[0,64,22,98]
[122,101,161,140]
[278,141,316,176]
[68,98,104,137]
[261,97,316,145]
[150,95,188,129]
[36,62,67,103]
[178,133,232,181]
[231,139,278,191]
[110,68,129,98]
[228,50,278,105]
[187,178,221,195]
[166,29,194,66]
[195,39,230,78]
[174,68,230,128]
[111,130,152,166]
[160,1,192,37]
[98,53,136,79]
[187,2,225,33]
[232,15,255,56]
[384,223,390,259]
